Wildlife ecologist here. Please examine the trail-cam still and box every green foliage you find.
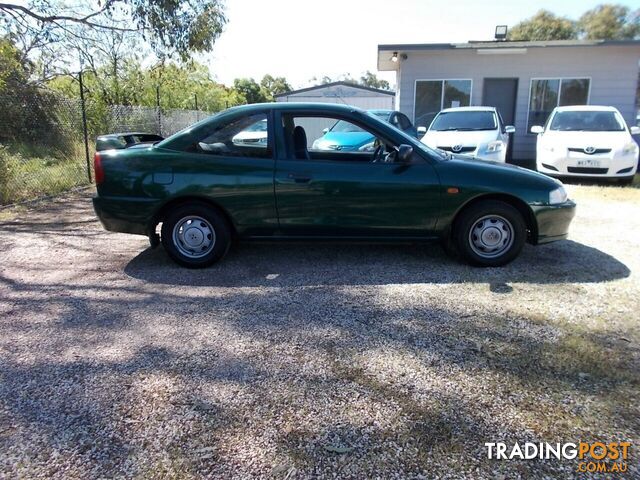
[507,10,578,41]
[508,4,640,41]
[0,37,72,149]
[578,4,640,40]
[0,0,227,61]
[260,75,292,99]
[233,78,269,104]
[359,71,390,90]
[0,143,87,205]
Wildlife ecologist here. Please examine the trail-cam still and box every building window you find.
[414,79,472,128]
[528,78,590,131]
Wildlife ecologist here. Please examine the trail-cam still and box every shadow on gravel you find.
[124,239,630,287]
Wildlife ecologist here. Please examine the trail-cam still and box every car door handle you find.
[286,173,312,183]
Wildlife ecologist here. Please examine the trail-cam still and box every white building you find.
[377,39,640,163]
[275,81,395,110]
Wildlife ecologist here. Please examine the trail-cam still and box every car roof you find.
[439,106,497,113]
[224,102,368,115]
[553,105,620,113]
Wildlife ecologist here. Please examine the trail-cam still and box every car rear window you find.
[549,111,625,132]
[430,111,497,131]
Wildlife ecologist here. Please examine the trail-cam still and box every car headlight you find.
[486,141,504,153]
[622,142,639,156]
[549,185,568,205]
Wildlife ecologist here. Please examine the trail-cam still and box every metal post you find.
[156,85,161,135]
[78,69,92,183]
[194,93,199,121]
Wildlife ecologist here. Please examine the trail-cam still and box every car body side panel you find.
[96,147,278,236]
[274,157,442,236]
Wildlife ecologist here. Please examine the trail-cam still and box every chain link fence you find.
[0,90,215,205]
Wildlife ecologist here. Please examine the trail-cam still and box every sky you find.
[203,0,639,88]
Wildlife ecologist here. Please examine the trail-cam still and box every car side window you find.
[195,113,271,158]
[282,114,399,162]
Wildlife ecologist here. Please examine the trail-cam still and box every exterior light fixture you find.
[495,25,508,41]
[391,52,398,62]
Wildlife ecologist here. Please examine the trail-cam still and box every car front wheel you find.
[161,203,231,268]
[453,200,526,267]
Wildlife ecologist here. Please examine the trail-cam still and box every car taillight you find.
[94,152,104,185]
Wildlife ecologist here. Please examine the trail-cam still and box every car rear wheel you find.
[161,203,231,268]
[453,200,526,267]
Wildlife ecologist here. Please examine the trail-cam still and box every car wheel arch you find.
[448,193,538,244]
[149,196,237,239]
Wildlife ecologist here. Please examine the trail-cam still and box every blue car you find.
[311,110,418,151]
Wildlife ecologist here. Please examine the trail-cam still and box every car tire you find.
[453,200,526,267]
[161,202,231,268]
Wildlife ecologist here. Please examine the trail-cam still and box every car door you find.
[273,111,441,237]
[165,110,279,235]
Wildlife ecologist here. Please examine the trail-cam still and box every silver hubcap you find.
[468,214,514,259]
[172,216,216,259]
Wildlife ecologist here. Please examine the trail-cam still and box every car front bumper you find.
[531,200,577,244]
[93,196,160,236]
[537,149,638,178]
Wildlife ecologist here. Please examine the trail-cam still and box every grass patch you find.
[0,142,91,205]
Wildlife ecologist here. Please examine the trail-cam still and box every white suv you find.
[532,106,639,184]
[420,106,515,162]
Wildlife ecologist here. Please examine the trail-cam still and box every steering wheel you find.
[372,145,385,163]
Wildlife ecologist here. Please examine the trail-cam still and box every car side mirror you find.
[417,126,427,135]
[630,126,640,135]
[397,144,413,163]
[505,125,516,134]
[530,125,544,134]
[322,127,329,134]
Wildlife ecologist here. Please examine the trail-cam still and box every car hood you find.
[319,131,375,148]
[440,153,561,193]
[539,130,630,148]
[422,130,498,147]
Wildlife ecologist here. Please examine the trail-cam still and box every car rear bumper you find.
[531,200,577,244]
[93,196,160,236]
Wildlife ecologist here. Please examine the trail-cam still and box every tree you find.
[260,74,291,99]
[578,4,640,40]
[308,72,391,90]
[507,10,578,41]
[359,71,390,90]
[0,0,227,61]
[233,78,269,104]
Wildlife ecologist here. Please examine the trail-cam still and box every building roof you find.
[274,81,395,98]
[378,39,640,70]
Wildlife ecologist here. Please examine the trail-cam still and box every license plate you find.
[577,159,601,167]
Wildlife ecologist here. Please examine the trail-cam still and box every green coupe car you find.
[93,103,576,268]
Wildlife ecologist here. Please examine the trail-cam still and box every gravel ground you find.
[0,183,639,479]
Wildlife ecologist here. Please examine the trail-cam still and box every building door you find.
[483,78,518,162]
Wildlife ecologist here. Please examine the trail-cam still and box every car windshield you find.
[330,120,366,133]
[549,111,625,132]
[244,119,268,132]
[369,111,392,121]
[430,111,497,131]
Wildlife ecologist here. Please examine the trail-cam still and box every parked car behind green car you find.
[93,103,576,268]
